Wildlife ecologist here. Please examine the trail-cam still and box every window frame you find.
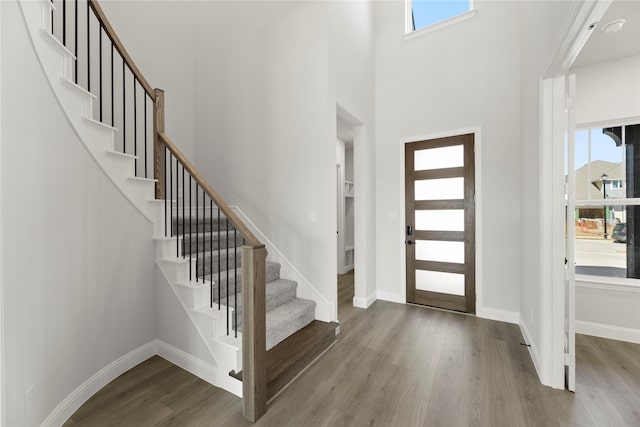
[573,119,640,285]
[404,0,476,38]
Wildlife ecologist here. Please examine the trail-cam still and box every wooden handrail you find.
[88,0,156,100]
[158,132,263,249]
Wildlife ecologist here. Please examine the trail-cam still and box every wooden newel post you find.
[242,245,267,422]
[153,88,165,199]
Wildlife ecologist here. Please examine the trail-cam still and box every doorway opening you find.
[336,116,355,320]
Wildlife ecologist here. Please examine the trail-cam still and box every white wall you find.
[336,139,346,273]
[328,1,376,304]
[573,55,640,126]
[99,1,197,159]
[571,55,640,343]
[374,0,521,316]
[519,0,576,365]
[1,2,156,424]
[576,280,640,343]
[193,2,340,317]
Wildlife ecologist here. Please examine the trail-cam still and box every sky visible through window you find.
[575,129,622,170]
[412,0,470,31]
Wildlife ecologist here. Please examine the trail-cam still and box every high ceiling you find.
[571,0,640,69]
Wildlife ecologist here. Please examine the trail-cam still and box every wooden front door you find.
[405,134,475,313]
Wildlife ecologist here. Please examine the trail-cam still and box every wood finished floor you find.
[65,270,640,426]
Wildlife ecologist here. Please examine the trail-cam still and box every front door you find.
[405,134,475,313]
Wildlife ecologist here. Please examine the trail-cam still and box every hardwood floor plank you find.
[65,273,640,426]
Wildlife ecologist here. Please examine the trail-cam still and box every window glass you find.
[574,124,640,279]
[411,0,471,31]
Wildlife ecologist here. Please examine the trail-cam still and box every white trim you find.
[576,277,640,292]
[476,307,520,325]
[575,198,640,207]
[231,206,336,322]
[353,292,376,309]
[376,290,405,305]
[156,340,218,386]
[543,0,612,78]
[577,116,640,130]
[398,126,482,312]
[540,0,613,392]
[0,0,4,420]
[41,341,157,427]
[576,321,640,344]
[519,320,542,380]
[404,9,477,40]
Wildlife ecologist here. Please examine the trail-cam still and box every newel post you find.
[153,88,165,199]
[242,245,267,422]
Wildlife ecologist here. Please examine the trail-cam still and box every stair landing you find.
[231,320,338,401]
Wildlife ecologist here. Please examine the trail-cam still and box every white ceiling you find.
[572,0,640,69]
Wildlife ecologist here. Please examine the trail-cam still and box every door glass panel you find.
[414,145,464,171]
[415,178,463,200]
[415,240,464,263]
[415,210,464,231]
[416,270,465,296]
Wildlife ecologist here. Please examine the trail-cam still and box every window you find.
[573,124,640,280]
[407,0,472,33]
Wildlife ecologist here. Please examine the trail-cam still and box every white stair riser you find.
[155,237,183,259]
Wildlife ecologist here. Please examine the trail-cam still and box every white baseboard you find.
[476,306,520,324]
[353,292,376,309]
[519,320,542,380]
[156,340,218,386]
[41,341,156,427]
[576,321,640,344]
[376,290,405,304]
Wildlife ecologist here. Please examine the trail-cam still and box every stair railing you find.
[47,0,267,420]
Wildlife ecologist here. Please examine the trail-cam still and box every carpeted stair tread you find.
[173,216,236,234]
[188,248,241,276]
[266,298,316,350]
[221,279,298,327]
[180,231,244,255]
[199,261,280,290]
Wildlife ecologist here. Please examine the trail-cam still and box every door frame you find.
[399,127,483,312]
[539,0,611,390]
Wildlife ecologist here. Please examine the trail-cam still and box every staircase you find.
[172,213,317,350]
[19,0,337,422]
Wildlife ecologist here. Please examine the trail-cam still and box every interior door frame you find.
[399,127,483,313]
[539,0,611,390]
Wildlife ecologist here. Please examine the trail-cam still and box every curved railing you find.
[48,0,266,420]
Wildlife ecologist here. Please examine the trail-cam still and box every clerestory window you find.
[406,0,473,35]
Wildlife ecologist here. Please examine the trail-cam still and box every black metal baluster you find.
[144,96,148,178]
[234,227,237,338]
[63,0,66,46]
[50,0,53,35]
[176,157,179,258]
[110,43,114,126]
[99,27,102,122]
[196,183,199,283]
[169,151,173,239]
[189,176,192,281]
[217,209,221,310]
[182,166,185,259]
[133,77,137,176]
[226,217,229,335]
[122,61,126,153]
[164,148,168,237]
[202,188,205,284]
[86,1,90,92]
[210,199,213,308]
[74,0,78,83]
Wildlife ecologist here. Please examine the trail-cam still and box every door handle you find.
[406,240,415,245]
[407,225,413,236]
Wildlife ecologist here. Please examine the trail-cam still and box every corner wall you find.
[1,2,156,424]
[99,1,197,160]
[519,0,577,372]
[374,0,522,317]
[193,2,337,317]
